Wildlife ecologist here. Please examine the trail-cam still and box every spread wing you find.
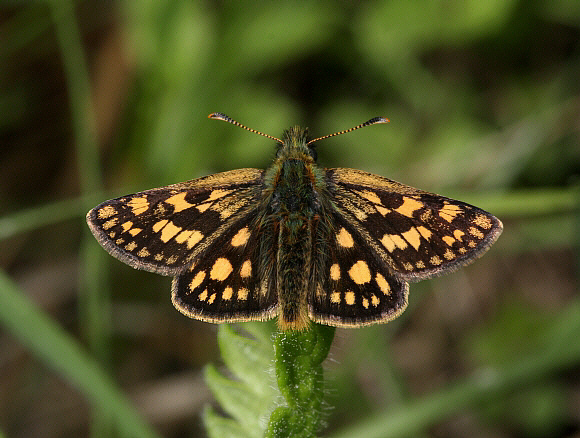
[171,210,278,323]
[309,208,409,327]
[88,168,279,322]
[86,168,265,275]
[326,168,503,281]
[307,168,502,328]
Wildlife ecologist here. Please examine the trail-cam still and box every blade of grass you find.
[0,270,160,438]
[48,0,101,194]
[462,187,577,218]
[48,1,111,435]
[0,194,102,240]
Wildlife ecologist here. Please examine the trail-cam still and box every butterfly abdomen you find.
[267,155,324,330]
[276,216,313,330]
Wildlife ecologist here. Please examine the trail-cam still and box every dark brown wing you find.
[307,167,502,327]
[326,168,503,282]
[86,169,264,275]
[309,208,409,327]
[171,210,278,323]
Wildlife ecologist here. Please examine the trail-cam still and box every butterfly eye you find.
[308,145,318,161]
[275,143,285,158]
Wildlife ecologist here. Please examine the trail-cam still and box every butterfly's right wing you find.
[308,167,502,328]
[309,208,409,328]
[325,168,502,281]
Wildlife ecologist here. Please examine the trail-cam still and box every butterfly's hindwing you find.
[86,169,264,275]
[310,210,409,327]
[327,168,503,282]
[172,211,278,323]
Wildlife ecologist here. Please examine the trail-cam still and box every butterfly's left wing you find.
[171,208,279,324]
[88,168,280,323]
[87,169,264,276]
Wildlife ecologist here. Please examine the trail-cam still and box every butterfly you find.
[87,113,502,330]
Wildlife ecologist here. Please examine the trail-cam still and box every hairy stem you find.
[266,323,335,438]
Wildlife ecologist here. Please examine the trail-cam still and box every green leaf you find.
[204,324,280,438]
[204,364,272,434]
[203,405,254,438]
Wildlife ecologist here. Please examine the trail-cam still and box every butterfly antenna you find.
[209,113,283,144]
[306,117,389,146]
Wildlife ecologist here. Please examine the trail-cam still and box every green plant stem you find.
[266,324,335,438]
[0,270,160,438]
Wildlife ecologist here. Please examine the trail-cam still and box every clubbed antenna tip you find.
[208,113,283,144]
[307,117,389,145]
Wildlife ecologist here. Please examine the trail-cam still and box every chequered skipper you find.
[87,113,502,330]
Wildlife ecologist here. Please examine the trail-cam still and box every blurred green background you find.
[1,1,579,437]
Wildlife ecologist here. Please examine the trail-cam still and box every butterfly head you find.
[276,126,317,162]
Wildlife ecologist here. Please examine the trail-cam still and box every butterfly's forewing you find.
[86,169,264,275]
[326,168,503,281]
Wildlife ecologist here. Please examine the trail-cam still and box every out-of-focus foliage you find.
[0,0,578,437]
